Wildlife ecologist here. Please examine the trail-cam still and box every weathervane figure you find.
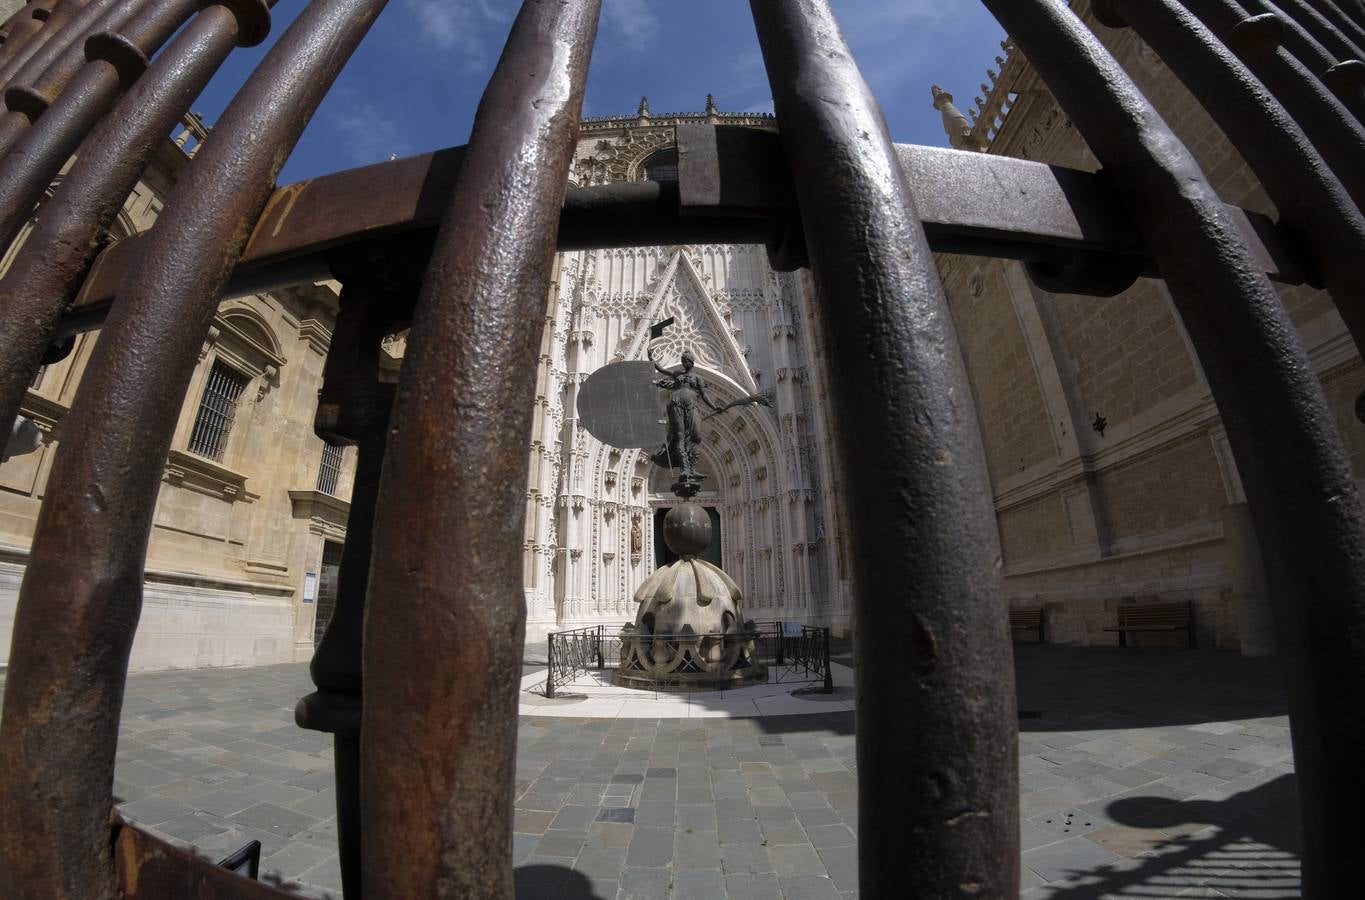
[646,320,772,493]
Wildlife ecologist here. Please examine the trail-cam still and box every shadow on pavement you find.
[515,863,610,899]
[1014,645,1288,733]
[1037,774,1300,899]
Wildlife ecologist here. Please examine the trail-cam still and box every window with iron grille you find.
[641,147,678,183]
[316,441,344,495]
[188,360,249,462]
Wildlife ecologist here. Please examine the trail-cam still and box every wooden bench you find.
[1009,607,1044,643]
[1103,600,1196,647]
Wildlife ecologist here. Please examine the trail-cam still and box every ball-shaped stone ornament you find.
[663,502,711,557]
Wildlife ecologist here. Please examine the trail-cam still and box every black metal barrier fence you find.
[545,621,835,697]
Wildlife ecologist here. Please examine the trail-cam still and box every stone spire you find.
[637,95,651,125]
[705,93,720,123]
[931,84,986,152]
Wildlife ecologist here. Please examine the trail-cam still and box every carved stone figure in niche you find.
[647,345,772,480]
[630,518,643,555]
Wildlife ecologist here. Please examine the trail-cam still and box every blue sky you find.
[187,1,1007,184]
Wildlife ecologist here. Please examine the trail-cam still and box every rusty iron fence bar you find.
[1283,0,1365,47]
[111,818,298,898]
[750,0,1020,896]
[1277,0,1365,59]
[0,1,58,70]
[49,134,1311,344]
[358,0,599,894]
[982,0,1365,894]
[0,0,273,447]
[1182,0,1365,209]
[1315,0,1365,30]
[0,0,86,87]
[0,0,393,896]
[1,0,119,96]
[0,0,202,255]
[1244,0,1365,116]
[295,274,398,899]
[1092,0,1365,357]
[0,0,146,158]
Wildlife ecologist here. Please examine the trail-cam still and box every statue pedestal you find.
[612,502,767,691]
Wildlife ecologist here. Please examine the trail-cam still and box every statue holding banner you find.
[647,344,772,492]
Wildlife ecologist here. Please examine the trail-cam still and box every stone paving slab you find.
[1,644,1303,898]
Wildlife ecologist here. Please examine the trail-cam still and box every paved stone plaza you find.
[1,645,1300,898]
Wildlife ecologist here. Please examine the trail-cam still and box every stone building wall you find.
[934,0,1360,648]
[0,123,351,672]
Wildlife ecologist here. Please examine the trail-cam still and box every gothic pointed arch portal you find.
[649,454,723,571]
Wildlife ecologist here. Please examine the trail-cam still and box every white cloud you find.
[404,0,514,65]
[330,90,413,165]
[602,0,659,48]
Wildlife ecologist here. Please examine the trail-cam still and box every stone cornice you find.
[580,110,776,132]
[165,449,254,502]
[288,489,351,529]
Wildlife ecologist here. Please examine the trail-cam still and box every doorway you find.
[654,506,722,569]
[313,540,344,646]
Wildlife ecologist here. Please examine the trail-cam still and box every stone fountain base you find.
[611,502,766,692]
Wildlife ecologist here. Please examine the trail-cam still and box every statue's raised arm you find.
[647,347,677,379]
[703,387,776,418]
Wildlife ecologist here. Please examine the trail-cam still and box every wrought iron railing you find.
[544,625,605,698]
[544,621,834,697]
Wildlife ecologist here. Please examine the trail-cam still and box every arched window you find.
[640,147,678,183]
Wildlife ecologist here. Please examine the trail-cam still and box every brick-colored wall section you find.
[998,494,1073,563]
[1053,280,1198,426]
[1091,433,1226,543]
[941,257,1056,487]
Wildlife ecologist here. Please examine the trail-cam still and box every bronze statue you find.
[647,346,772,483]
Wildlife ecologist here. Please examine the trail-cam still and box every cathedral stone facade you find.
[522,100,854,644]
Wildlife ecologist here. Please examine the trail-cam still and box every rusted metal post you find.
[749,1,1019,895]
[1277,0,1365,59]
[0,0,144,159]
[0,0,203,254]
[0,0,272,445]
[1092,0,1365,354]
[1282,0,1365,48]
[1317,0,1365,29]
[295,273,397,900]
[1182,0,1365,209]
[0,1,59,72]
[0,0,87,88]
[358,0,600,895]
[982,1,1365,893]
[1246,0,1365,115]
[0,1,383,897]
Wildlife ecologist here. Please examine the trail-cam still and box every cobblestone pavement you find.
[3,645,1300,898]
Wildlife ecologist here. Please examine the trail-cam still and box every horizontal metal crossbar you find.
[55,127,1307,341]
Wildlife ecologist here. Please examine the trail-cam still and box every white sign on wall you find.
[303,572,317,603]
